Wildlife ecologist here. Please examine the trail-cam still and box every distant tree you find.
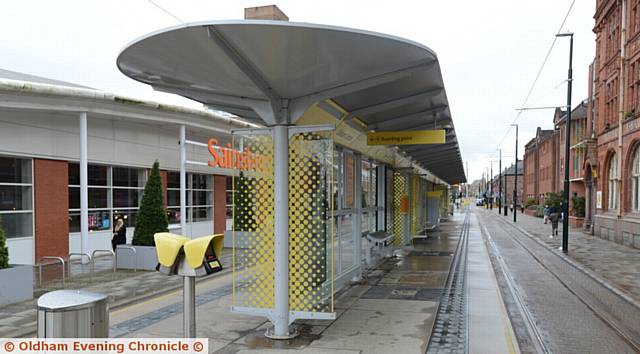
[0,221,9,269]
[132,161,168,246]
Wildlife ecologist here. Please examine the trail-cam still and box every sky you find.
[0,0,595,182]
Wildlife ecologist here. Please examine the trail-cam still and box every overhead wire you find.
[495,0,576,151]
[148,0,185,24]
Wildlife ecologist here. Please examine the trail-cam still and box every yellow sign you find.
[427,191,443,198]
[367,130,445,146]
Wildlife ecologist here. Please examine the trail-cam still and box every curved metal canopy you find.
[117,20,465,184]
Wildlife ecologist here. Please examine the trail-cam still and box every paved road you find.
[477,208,639,354]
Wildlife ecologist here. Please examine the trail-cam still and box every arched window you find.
[633,148,640,211]
[608,153,619,210]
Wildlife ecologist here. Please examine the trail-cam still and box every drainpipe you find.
[618,0,627,217]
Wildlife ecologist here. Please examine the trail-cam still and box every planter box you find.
[116,245,158,271]
[569,216,584,228]
[0,265,33,306]
[524,209,537,217]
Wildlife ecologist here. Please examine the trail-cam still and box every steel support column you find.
[79,112,89,259]
[353,154,363,280]
[180,125,187,236]
[270,124,294,338]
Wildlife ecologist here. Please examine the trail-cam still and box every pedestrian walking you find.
[543,204,550,224]
[549,206,560,238]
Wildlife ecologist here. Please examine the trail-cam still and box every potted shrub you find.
[0,222,33,305]
[117,161,168,270]
[570,195,585,228]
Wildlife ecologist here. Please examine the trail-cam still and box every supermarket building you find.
[0,69,256,265]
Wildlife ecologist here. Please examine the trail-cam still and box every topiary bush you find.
[132,161,168,246]
[0,222,8,269]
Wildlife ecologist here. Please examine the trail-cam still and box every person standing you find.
[549,205,560,238]
[112,215,127,251]
[543,205,550,224]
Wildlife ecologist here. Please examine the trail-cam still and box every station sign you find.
[366,129,445,146]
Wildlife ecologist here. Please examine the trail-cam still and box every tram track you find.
[481,210,640,353]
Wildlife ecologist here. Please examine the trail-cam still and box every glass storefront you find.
[0,156,33,238]
[68,164,145,232]
[166,171,213,225]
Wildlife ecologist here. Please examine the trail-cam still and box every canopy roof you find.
[117,20,465,184]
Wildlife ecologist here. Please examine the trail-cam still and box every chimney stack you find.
[244,5,289,21]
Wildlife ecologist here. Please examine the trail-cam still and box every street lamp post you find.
[498,149,502,213]
[512,123,518,222]
[557,32,573,254]
[490,161,494,210]
[504,161,508,216]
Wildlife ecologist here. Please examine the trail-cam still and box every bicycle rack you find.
[92,249,116,273]
[38,256,66,287]
[68,252,93,279]
[116,245,137,272]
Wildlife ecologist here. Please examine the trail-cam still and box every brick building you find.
[591,0,640,248]
[521,100,589,227]
[523,127,556,203]
[491,161,523,209]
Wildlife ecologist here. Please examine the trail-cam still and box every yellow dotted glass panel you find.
[288,131,334,313]
[410,174,420,235]
[232,134,275,310]
[392,171,406,245]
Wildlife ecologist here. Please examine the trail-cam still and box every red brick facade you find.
[591,0,640,248]
[213,175,227,235]
[522,101,589,211]
[523,127,557,203]
[34,159,69,261]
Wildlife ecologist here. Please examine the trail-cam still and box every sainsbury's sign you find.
[207,138,266,172]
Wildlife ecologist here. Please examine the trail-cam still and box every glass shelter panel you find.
[232,133,275,310]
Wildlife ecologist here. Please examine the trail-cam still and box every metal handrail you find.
[39,256,66,287]
[116,245,137,272]
[92,249,116,273]
[68,252,93,278]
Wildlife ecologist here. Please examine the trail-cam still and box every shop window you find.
[608,153,619,210]
[0,156,33,238]
[166,171,213,225]
[68,164,144,233]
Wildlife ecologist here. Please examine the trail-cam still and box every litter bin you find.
[37,290,109,338]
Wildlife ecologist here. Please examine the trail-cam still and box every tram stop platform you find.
[107,210,518,354]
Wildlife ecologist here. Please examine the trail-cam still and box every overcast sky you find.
[0,0,595,182]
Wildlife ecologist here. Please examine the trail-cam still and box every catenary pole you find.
[498,149,502,213]
[513,124,518,222]
[558,33,574,254]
